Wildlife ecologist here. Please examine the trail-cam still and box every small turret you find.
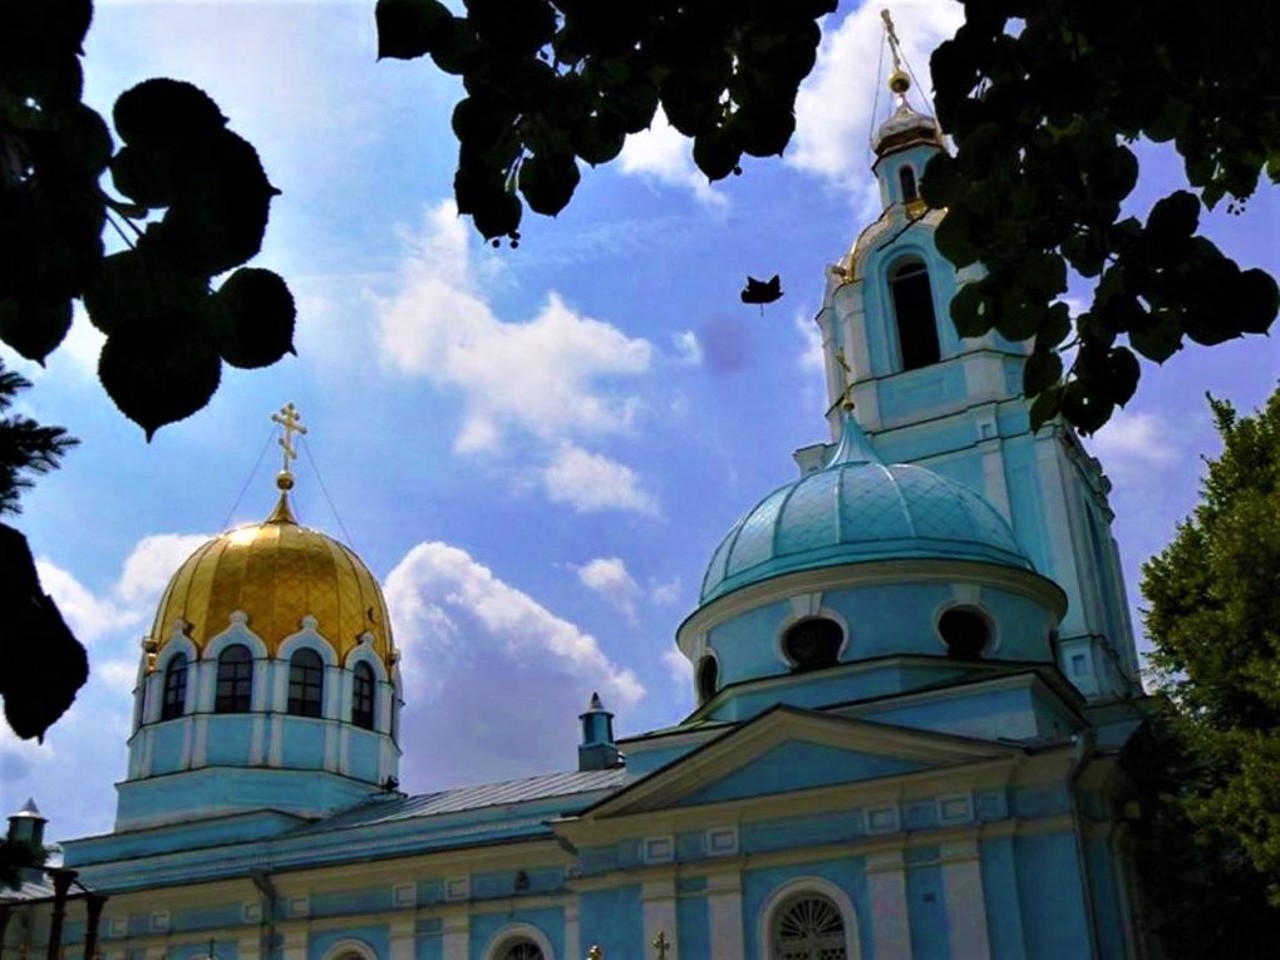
[7,798,46,848]
[578,693,623,771]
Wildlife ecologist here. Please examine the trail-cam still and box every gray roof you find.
[295,767,630,835]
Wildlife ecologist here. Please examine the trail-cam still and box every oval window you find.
[782,618,843,672]
[696,655,719,702]
[938,607,991,659]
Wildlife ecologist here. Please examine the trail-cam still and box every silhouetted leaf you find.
[740,274,782,305]
[211,267,296,369]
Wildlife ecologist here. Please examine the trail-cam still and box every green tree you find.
[1,0,296,438]
[0,361,87,741]
[1133,386,1280,952]
[923,0,1279,433]
[377,0,1279,434]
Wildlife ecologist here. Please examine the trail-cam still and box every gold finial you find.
[652,932,670,960]
[881,10,911,96]
[835,347,856,411]
[587,947,603,960]
[270,402,307,488]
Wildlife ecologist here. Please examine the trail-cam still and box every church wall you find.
[470,908,564,960]
[1014,832,1093,958]
[1084,836,1128,960]
[980,836,1028,960]
[311,923,389,960]
[905,860,949,960]
[580,885,643,960]
[676,879,710,959]
[740,858,869,960]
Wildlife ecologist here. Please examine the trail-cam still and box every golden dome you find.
[148,488,394,668]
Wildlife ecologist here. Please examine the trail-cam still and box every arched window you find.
[696,655,719,702]
[782,618,843,672]
[496,941,544,960]
[288,649,324,718]
[889,259,940,371]
[772,893,848,960]
[938,606,992,660]
[215,644,253,713]
[899,165,918,202]
[160,653,188,721]
[352,662,376,730]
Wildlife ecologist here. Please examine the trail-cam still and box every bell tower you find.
[802,15,1142,700]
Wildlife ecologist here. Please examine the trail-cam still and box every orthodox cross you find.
[270,402,307,475]
[652,931,670,960]
[881,9,904,72]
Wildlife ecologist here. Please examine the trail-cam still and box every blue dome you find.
[700,415,1033,603]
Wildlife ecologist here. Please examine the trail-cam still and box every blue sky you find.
[2,0,1276,843]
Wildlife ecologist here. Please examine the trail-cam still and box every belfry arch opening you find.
[889,258,941,371]
[899,165,918,202]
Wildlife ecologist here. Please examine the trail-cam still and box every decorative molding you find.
[705,826,739,857]
[642,835,674,865]
[445,876,470,901]
[392,882,416,908]
[865,804,900,835]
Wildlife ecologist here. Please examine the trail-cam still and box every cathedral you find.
[2,55,1149,960]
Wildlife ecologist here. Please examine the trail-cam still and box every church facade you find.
[2,67,1149,960]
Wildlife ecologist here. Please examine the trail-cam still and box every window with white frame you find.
[496,939,545,960]
[772,893,848,960]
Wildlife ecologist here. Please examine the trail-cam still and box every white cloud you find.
[619,108,727,207]
[672,330,704,366]
[543,443,660,516]
[384,542,645,789]
[576,557,643,623]
[650,577,682,605]
[375,202,655,453]
[796,313,825,372]
[661,649,694,711]
[791,1,964,186]
[116,534,210,606]
[35,561,140,646]
[1083,411,1179,481]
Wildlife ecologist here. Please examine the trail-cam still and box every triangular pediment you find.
[588,705,1018,819]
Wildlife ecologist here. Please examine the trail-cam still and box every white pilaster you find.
[707,872,744,960]
[564,897,581,960]
[443,910,470,960]
[390,918,416,960]
[643,879,679,960]
[866,850,912,960]
[238,933,262,960]
[941,840,991,960]
[282,930,307,960]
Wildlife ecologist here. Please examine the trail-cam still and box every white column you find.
[391,918,416,960]
[643,879,679,960]
[564,896,581,960]
[941,840,991,960]
[443,910,470,960]
[866,850,912,960]
[282,930,307,960]
[707,872,743,960]
[238,932,262,960]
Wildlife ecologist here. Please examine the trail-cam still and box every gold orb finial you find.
[888,68,911,95]
[276,470,295,492]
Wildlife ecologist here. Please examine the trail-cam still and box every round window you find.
[938,607,991,659]
[696,655,719,702]
[782,618,843,672]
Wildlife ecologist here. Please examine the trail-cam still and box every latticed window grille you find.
[773,894,847,960]
[160,653,188,721]
[288,649,325,717]
[498,940,544,960]
[352,661,376,730]
[215,644,253,713]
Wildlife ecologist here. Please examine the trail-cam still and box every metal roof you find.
[295,767,630,835]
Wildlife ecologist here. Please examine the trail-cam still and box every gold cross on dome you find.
[652,931,670,960]
[882,9,904,70]
[271,402,307,474]
[587,947,604,960]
